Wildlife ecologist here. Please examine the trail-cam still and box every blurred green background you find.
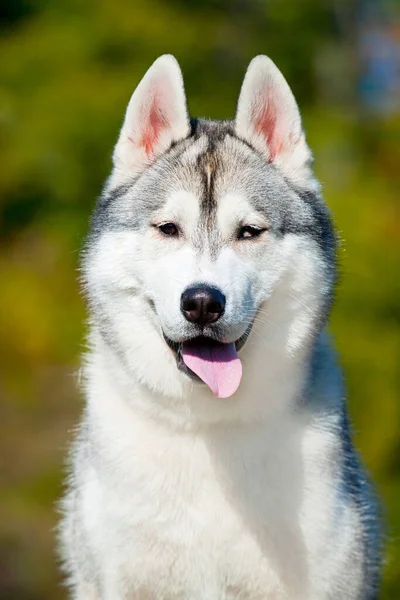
[0,0,399,598]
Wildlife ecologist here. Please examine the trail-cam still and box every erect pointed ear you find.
[113,55,190,175]
[235,56,315,189]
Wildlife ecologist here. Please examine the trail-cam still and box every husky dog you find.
[59,55,382,599]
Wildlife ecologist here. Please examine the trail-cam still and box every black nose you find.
[181,286,226,326]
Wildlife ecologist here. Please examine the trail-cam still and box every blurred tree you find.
[0,0,38,30]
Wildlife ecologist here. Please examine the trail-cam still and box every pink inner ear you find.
[130,92,169,157]
[253,92,284,161]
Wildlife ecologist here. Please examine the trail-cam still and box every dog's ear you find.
[235,55,314,188]
[113,55,190,175]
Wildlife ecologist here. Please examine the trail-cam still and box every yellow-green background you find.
[0,1,399,598]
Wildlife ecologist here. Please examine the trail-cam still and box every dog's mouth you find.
[163,328,251,399]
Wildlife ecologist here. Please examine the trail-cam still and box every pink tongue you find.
[181,339,242,398]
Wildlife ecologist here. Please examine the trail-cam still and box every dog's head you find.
[84,55,336,405]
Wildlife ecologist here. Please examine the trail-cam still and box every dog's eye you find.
[238,225,265,240]
[159,223,179,237]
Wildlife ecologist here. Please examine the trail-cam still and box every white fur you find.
[62,224,363,598]
[63,326,363,598]
[60,56,374,600]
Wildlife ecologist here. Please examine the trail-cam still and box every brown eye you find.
[159,223,179,237]
[238,225,265,240]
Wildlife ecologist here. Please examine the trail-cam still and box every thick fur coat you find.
[59,55,382,599]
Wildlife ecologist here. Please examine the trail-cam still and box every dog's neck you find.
[83,302,320,432]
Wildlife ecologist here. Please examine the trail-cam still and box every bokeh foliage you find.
[0,1,399,598]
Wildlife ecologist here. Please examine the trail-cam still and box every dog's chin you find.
[162,325,252,382]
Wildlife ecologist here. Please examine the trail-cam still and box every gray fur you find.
[307,341,383,597]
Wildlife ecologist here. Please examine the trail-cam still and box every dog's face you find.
[85,55,336,401]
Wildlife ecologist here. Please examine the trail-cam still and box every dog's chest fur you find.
[74,380,360,600]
